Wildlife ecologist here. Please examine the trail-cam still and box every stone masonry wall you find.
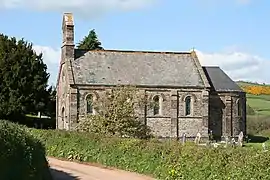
[209,92,246,140]
[56,64,68,130]
[74,86,209,138]
[56,13,76,130]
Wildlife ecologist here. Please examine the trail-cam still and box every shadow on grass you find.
[50,168,80,180]
[248,134,269,143]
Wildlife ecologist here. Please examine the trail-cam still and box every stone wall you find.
[56,13,76,130]
[56,64,68,130]
[70,86,209,138]
[209,92,246,140]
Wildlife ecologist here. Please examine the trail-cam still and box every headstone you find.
[182,133,186,145]
[238,131,244,147]
[262,143,268,152]
[209,130,213,142]
[231,138,236,147]
[194,132,201,144]
[224,136,229,148]
[213,143,219,148]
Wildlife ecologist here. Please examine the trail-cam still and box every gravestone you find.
[231,138,236,147]
[194,132,201,144]
[209,130,213,142]
[238,131,244,147]
[182,133,186,145]
[224,136,229,148]
[262,143,268,152]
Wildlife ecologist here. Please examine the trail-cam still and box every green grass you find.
[235,81,270,116]
[246,94,270,115]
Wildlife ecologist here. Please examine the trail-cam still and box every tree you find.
[43,85,56,118]
[76,86,152,139]
[0,34,49,120]
[77,29,104,50]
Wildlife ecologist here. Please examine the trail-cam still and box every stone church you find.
[56,13,246,140]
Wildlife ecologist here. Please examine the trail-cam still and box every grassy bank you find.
[30,129,270,180]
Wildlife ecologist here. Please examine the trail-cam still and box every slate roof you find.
[71,50,209,87]
[202,66,244,92]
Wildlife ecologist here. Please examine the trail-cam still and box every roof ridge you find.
[77,49,192,55]
[202,66,220,68]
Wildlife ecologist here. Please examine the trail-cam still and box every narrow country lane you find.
[48,157,156,180]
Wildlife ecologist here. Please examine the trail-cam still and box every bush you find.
[0,120,52,180]
[246,104,255,115]
[31,129,270,180]
[76,86,152,139]
[247,115,270,135]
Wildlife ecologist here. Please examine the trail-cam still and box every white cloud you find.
[0,0,156,18]
[33,45,60,86]
[33,45,270,86]
[196,49,270,84]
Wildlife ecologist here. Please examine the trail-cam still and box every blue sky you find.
[0,0,269,85]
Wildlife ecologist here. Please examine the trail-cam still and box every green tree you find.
[0,34,49,120]
[43,85,56,118]
[77,29,104,50]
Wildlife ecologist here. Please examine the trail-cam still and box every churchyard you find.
[28,82,270,179]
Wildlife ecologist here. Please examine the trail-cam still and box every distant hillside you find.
[236,81,270,116]
[236,81,270,87]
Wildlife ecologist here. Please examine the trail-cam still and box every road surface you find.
[48,157,155,180]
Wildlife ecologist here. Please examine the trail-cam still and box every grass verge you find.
[30,128,270,180]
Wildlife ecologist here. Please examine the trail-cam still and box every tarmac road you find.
[48,157,155,180]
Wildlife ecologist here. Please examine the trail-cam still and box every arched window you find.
[61,107,65,129]
[61,107,65,121]
[153,95,160,115]
[62,71,65,82]
[237,100,241,116]
[86,94,94,114]
[185,96,191,116]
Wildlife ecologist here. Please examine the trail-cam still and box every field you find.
[246,94,270,116]
[236,81,270,141]
[237,81,270,116]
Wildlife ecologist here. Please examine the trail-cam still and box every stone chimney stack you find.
[61,13,75,63]
[62,12,74,46]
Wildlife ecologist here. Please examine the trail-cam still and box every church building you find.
[56,13,246,140]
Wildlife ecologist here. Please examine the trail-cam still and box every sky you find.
[0,0,269,86]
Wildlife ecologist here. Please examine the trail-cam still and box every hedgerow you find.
[30,129,270,180]
[0,120,52,180]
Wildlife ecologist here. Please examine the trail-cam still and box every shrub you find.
[246,104,255,115]
[247,115,270,135]
[31,129,270,180]
[76,86,152,139]
[0,120,52,180]
[241,85,270,95]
